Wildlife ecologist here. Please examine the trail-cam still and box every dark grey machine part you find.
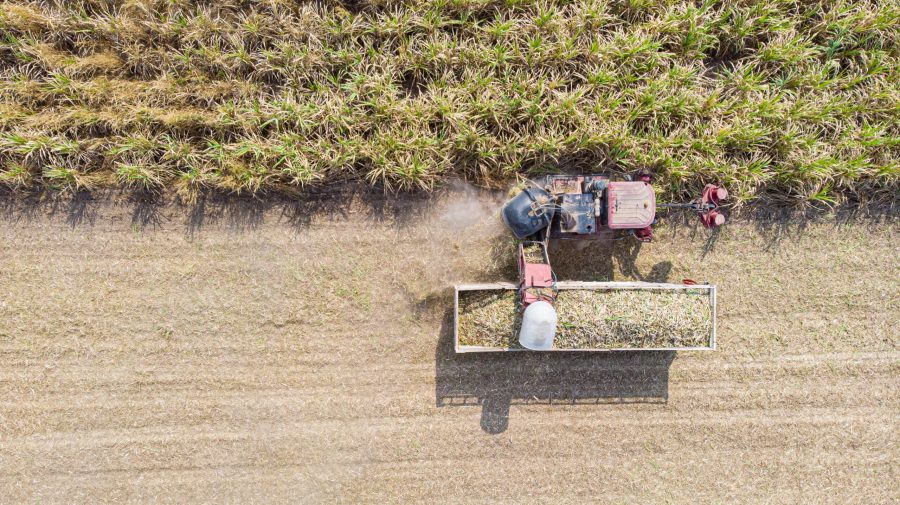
[501,187,556,239]
[557,193,597,234]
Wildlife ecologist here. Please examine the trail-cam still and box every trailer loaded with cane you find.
[454,174,726,352]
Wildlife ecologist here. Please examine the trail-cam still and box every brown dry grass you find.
[457,289,519,348]
[555,288,711,348]
[0,188,898,503]
[521,242,547,264]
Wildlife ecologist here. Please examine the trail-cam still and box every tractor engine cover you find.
[558,193,596,234]
[607,181,656,229]
[502,187,555,239]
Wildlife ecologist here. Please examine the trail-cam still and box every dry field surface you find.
[0,187,898,503]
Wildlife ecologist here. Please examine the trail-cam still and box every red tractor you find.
[502,174,727,313]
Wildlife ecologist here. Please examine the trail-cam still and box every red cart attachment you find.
[517,242,556,306]
[699,184,728,227]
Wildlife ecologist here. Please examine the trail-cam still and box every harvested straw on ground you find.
[554,289,711,348]
[457,290,520,348]
[522,243,547,264]
[457,288,711,349]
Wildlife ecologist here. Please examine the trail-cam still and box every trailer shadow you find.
[431,230,678,434]
[434,311,676,434]
[546,236,673,283]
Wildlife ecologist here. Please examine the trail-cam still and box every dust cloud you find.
[436,180,507,233]
[390,180,517,310]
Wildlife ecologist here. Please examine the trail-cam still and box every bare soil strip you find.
[0,190,897,504]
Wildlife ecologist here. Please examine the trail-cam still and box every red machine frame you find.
[509,174,728,308]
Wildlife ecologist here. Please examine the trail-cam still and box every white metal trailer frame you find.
[453,281,717,353]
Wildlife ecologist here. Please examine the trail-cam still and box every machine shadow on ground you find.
[2,184,891,241]
[0,183,455,234]
[434,312,677,434]
[433,236,678,434]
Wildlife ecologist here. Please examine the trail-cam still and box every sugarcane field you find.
[1,1,899,504]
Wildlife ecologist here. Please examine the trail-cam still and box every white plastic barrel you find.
[518,301,558,350]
